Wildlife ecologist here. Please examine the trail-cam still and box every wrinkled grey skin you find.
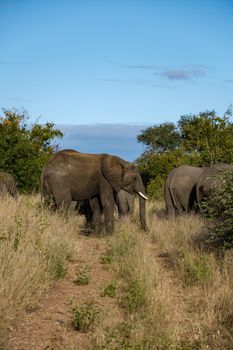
[0,171,17,197]
[164,165,206,216]
[41,149,147,233]
[196,163,233,206]
[75,190,135,232]
[115,189,135,216]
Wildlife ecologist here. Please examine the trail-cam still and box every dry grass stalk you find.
[0,194,81,343]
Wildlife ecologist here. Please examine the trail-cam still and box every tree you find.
[136,108,233,198]
[0,108,63,192]
[136,149,201,198]
[137,122,181,154]
[178,109,233,165]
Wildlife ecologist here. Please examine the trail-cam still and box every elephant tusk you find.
[138,191,148,200]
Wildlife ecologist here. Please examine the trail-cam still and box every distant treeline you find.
[0,107,233,194]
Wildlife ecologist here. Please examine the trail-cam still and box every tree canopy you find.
[0,108,63,192]
[137,122,181,154]
[137,108,233,197]
[178,109,233,165]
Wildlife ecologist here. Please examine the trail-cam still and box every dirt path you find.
[6,236,115,350]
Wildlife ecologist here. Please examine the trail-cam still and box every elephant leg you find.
[117,197,127,216]
[82,200,93,225]
[76,200,93,224]
[90,196,102,233]
[164,185,176,216]
[99,178,115,234]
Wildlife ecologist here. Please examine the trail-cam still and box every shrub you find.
[101,282,117,298]
[68,299,99,332]
[49,255,67,279]
[120,278,147,312]
[0,108,63,192]
[73,265,91,285]
[201,170,233,249]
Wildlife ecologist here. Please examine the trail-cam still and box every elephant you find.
[74,190,135,232]
[196,163,233,206]
[0,171,17,197]
[115,189,135,216]
[74,196,102,232]
[41,149,147,233]
[164,165,206,216]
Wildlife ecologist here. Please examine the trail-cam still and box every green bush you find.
[68,299,99,332]
[137,149,201,198]
[0,108,63,192]
[201,170,233,249]
[136,109,233,198]
[146,176,165,199]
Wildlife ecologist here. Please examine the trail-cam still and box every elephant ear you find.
[101,155,127,192]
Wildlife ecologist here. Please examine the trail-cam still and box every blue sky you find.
[0,0,233,160]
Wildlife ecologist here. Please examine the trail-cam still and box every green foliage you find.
[93,321,171,350]
[136,108,233,197]
[101,282,117,298]
[120,278,147,312]
[146,176,165,199]
[73,265,91,285]
[49,255,67,279]
[137,149,201,199]
[68,299,99,332]
[178,109,233,165]
[100,253,113,265]
[178,255,212,286]
[0,108,63,192]
[100,234,135,265]
[137,122,181,154]
[201,170,233,249]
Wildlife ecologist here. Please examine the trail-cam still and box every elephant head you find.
[101,155,147,230]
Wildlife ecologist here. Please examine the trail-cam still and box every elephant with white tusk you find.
[41,149,147,233]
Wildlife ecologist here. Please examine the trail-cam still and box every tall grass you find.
[150,208,233,349]
[93,202,233,349]
[0,194,81,344]
[1,196,233,349]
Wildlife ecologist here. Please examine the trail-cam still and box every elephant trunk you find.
[135,175,147,231]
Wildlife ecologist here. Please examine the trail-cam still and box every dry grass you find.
[0,195,233,349]
[149,203,233,349]
[0,194,81,345]
[93,201,233,349]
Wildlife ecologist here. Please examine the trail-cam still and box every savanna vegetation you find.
[1,196,233,349]
[0,106,233,349]
[0,108,62,192]
[137,107,233,198]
